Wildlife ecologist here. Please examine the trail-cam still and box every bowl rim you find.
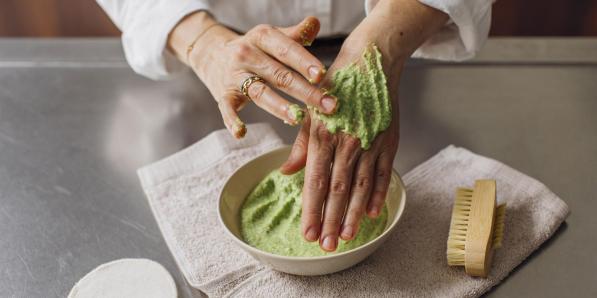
[217,146,407,261]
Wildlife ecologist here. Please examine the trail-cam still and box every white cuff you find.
[365,0,493,61]
[121,1,210,80]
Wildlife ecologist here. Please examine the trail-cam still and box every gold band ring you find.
[240,75,265,100]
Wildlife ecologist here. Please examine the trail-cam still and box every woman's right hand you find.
[169,13,337,138]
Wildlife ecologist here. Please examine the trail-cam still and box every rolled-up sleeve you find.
[97,0,210,80]
[365,0,494,61]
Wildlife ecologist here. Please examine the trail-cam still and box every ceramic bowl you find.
[218,146,406,275]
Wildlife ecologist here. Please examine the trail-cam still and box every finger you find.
[278,16,320,47]
[280,114,310,175]
[301,122,335,242]
[367,150,395,218]
[242,76,305,125]
[242,52,336,114]
[217,93,247,139]
[248,23,325,84]
[278,17,323,86]
[232,41,336,113]
[340,151,376,241]
[320,136,361,251]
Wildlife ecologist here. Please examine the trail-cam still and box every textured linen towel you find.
[138,123,570,297]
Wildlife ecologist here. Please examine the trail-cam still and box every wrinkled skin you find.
[280,0,447,252]
[169,0,448,253]
[280,37,401,251]
[186,16,337,138]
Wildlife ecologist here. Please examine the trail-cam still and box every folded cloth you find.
[138,123,570,297]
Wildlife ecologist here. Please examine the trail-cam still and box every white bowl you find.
[218,146,406,275]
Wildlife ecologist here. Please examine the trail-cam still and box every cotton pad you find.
[68,258,177,298]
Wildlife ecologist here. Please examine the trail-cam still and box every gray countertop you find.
[1,38,596,297]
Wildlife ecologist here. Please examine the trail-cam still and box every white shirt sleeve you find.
[96,0,210,80]
[365,0,493,61]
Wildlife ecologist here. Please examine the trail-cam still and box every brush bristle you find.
[447,187,473,266]
[492,203,506,248]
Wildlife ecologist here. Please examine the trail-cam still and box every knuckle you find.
[379,136,399,152]
[231,43,252,63]
[276,44,290,58]
[252,24,274,43]
[354,175,371,192]
[304,86,320,104]
[272,68,294,89]
[374,169,391,191]
[315,124,332,144]
[330,179,349,196]
[306,173,327,192]
[376,167,390,182]
[247,82,267,101]
[340,137,360,153]
[333,138,360,166]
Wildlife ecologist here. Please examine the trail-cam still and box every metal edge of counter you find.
[0,37,596,67]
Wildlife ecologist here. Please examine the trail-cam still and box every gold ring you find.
[240,75,265,100]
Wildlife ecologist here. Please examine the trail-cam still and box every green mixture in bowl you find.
[240,169,387,257]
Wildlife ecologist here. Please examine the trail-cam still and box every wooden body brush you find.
[447,179,506,277]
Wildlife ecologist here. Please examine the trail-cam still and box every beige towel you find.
[138,123,569,297]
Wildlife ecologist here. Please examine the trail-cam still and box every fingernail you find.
[321,95,337,113]
[308,66,321,82]
[305,227,319,242]
[322,236,337,251]
[233,118,246,139]
[341,225,354,239]
[368,206,379,218]
[285,104,305,126]
[300,21,316,46]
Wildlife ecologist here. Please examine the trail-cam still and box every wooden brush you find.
[447,179,506,277]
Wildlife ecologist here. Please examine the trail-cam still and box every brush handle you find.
[464,180,497,277]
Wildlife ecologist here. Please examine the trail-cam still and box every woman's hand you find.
[280,0,448,251]
[280,40,402,252]
[168,12,337,138]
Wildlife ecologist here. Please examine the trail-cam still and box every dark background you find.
[1,0,596,37]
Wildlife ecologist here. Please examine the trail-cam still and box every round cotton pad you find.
[68,258,177,298]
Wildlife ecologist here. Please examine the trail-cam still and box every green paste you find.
[240,169,388,257]
[287,104,305,125]
[315,45,391,149]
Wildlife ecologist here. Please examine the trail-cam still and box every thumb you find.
[278,16,320,46]
[280,114,311,174]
